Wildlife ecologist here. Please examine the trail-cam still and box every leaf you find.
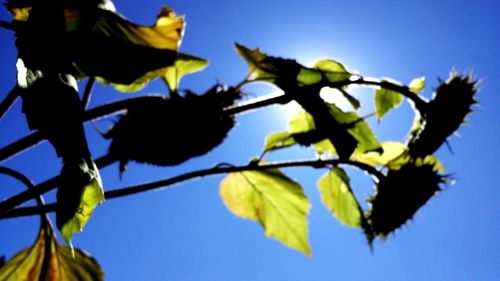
[57,157,105,245]
[353,142,407,166]
[409,76,425,94]
[109,53,208,93]
[164,53,209,92]
[0,223,104,280]
[327,103,382,153]
[288,110,316,134]
[374,80,404,121]
[313,59,352,83]
[317,168,363,227]
[313,139,336,155]
[235,43,280,82]
[72,7,186,90]
[263,131,297,153]
[220,168,311,257]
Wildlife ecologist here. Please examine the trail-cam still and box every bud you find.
[408,73,478,158]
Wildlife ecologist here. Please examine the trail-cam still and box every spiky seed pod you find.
[367,163,446,237]
[105,85,242,174]
[407,73,478,158]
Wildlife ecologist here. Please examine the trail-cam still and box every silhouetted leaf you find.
[375,80,404,121]
[318,168,363,227]
[0,223,104,280]
[57,157,105,244]
[71,7,186,90]
[407,73,478,158]
[367,162,445,237]
[409,76,425,94]
[220,167,311,257]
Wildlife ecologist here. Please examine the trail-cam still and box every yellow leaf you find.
[220,168,311,257]
[0,223,104,280]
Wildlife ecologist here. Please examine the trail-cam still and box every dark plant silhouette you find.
[0,1,478,280]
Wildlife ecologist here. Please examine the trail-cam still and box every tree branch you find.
[0,157,383,219]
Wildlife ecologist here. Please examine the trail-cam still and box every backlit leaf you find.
[314,59,352,83]
[409,76,425,94]
[235,43,281,82]
[164,53,209,92]
[327,103,382,153]
[57,157,105,245]
[220,168,311,257]
[353,142,406,166]
[0,223,104,280]
[317,168,362,227]
[375,80,404,121]
[263,131,297,153]
[288,110,316,134]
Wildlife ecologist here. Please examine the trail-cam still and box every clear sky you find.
[1,0,500,280]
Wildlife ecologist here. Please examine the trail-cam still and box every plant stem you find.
[0,153,118,216]
[0,19,16,31]
[0,87,19,121]
[82,78,95,109]
[0,157,382,219]
[0,92,290,164]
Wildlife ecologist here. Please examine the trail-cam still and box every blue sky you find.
[1,0,500,280]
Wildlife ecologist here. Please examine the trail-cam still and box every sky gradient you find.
[1,0,500,280]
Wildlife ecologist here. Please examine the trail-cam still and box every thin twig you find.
[0,153,118,216]
[82,78,95,109]
[0,166,49,222]
[0,157,383,219]
[0,92,290,164]
[0,87,19,121]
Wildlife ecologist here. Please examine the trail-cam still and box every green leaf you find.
[164,53,209,92]
[220,168,311,257]
[297,68,322,86]
[314,59,352,83]
[288,110,316,134]
[317,168,363,227]
[235,43,280,82]
[353,142,406,166]
[0,223,104,280]
[327,103,382,153]
[57,157,105,245]
[374,80,404,121]
[409,76,425,94]
[263,131,297,153]
[313,139,336,155]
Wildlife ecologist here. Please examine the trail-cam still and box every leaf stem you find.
[0,157,382,219]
